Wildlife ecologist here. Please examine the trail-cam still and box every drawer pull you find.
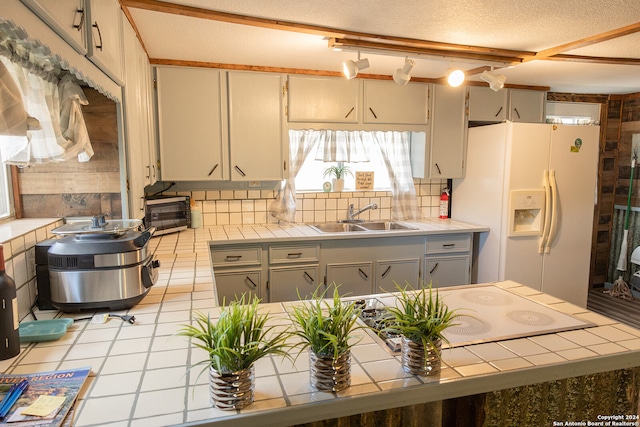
[442,243,455,248]
[381,265,392,277]
[429,263,439,274]
[495,106,503,117]
[513,107,521,119]
[207,163,219,176]
[234,165,246,177]
[369,107,378,119]
[435,163,442,175]
[358,268,369,279]
[92,22,103,51]
[303,271,314,282]
[287,252,303,258]
[73,9,85,31]
[246,276,257,288]
[225,255,242,261]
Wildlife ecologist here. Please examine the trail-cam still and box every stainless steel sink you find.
[310,221,417,233]
[357,221,417,231]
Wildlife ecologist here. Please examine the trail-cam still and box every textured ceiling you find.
[126,0,640,94]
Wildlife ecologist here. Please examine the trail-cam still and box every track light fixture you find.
[343,52,369,79]
[446,68,465,87]
[393,57,415,86]
[480,67,507,91]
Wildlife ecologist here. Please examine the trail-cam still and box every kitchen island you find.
[1,223,639,426]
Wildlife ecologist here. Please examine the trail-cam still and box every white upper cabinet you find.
[363,80,429,125]
[228,71,285,181]
[287,75,360,123]
[412,84,468,179]
[468,86,508,122]
[21,0,88,54]
[122,14,156,217]
[85,0,123,85]
[469,86,545,123]
[156,66,228,181]
[508,89,546,123]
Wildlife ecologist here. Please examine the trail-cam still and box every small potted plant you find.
[378,283,459,377]
[289,285,365,392]
[323,164,352,192]
[177,294,292,410]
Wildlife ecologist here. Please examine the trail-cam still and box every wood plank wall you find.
[15,88,122,219]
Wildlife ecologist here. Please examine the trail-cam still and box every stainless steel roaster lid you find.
[52,217,143,236]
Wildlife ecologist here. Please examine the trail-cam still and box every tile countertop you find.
[205,218,490,245]
[1,223,639,427]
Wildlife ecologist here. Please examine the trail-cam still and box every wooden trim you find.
[532,22,640,60]
[121,5,150,56]
[10,166,22,219]
[543,54,640,66]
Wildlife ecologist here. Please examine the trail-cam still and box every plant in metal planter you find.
[378,283,459,377]
[289,285,365,392]
[178,294,292,410]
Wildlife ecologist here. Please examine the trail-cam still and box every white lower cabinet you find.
[376,258,421,293]
[211,232,473,303]
[423,256,470,287]
[214,269,262,304]
[268,265,319,302]
[325,262,374,296]
[424,233,472,287]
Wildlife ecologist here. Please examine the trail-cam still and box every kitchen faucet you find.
[344,202,378,222]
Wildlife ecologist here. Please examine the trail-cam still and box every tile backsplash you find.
[171,178,448,226]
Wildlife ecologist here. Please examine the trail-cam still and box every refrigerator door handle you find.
[545,169,559,253]
[539,169,552,253]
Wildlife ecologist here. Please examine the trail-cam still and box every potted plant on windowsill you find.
[323,165,352,192]
[177,294,292,410]
[378,283,460,377]
[289,285,365,392]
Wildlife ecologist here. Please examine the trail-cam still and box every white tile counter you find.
[1,225,638,427]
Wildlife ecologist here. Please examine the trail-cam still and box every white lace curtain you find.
[0,52,92,165]
[270,129,418,222]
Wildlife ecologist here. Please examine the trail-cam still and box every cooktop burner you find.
[359,284,594,353]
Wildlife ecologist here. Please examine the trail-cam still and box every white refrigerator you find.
[452,122,600,307]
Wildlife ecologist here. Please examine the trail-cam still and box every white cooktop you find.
[374,284,594,349]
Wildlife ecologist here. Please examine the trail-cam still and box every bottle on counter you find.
[190,199,202,229]
[0,244,19,360]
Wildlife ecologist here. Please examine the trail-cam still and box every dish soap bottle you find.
[0,244,19,360]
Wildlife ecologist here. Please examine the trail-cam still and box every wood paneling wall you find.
[16,88,122,219]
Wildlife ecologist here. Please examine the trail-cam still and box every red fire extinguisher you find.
[439,189,450,219]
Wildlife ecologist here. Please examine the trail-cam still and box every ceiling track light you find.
[343,52,370,79]
[446,68,465,87]
[393,57,415,86]
[480,66,507,91]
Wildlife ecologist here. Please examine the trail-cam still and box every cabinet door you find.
[509,89,546,123]
[156,66,227,181]
[268,265,319,302]
[214,270,261,305]
[363,80,429,125]
[376,259,420,293]
[468,86,508,122]
[287,75,360,123]
[423,255,470,288]
[429,84,468,179]
[21,0,87,54]
[326,262,373,297]
[86,0,123,84]
[228,72,284,181]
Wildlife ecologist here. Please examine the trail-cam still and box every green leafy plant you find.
[177,293,292,374]
[289,285,365,359]
[323,164,353,180]
[379,283,460,352]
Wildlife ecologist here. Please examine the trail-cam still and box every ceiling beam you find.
[531,21,640,60]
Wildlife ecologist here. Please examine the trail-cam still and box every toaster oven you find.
[144,196,191,235]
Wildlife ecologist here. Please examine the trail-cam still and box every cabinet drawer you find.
[425,234,471,254]
[269,244,320,264]
[211,246,261,267]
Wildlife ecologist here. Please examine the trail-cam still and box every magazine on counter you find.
[0,367,90,427]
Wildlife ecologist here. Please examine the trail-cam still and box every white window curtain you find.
[0,51,93,165]
[371,131,418,220]
[269,129,418,222]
